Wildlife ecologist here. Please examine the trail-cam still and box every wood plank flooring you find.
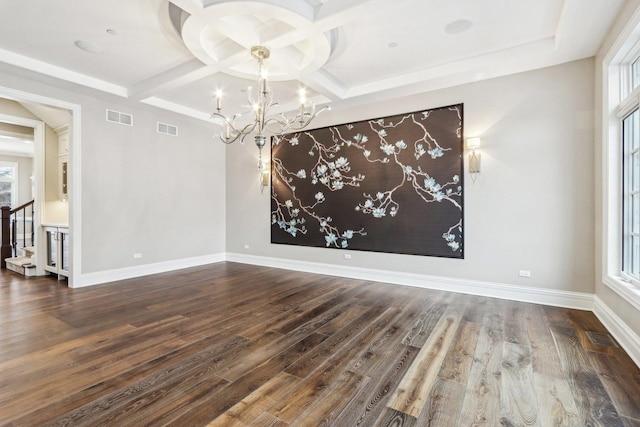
[0,262,639,426]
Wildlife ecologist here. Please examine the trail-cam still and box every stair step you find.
[6,257,37,277]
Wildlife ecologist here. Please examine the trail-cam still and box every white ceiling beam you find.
[128,46,253,100]
[552,0,621,57]
[140,96,212,122]
[128,59,208,100]
[168,0,204,15]
[256,44,345,101]
[255,0,405,52]
[553,0,570,49]
[0,48,127,97]
[344,38,556,99]
[129,63,217,99]
[298,70,347,101]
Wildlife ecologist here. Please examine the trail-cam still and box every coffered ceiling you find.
[0,0,626,124]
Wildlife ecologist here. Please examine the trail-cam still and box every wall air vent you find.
[106,109,133,126]
[157,122,178,136]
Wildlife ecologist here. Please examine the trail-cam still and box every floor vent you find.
[157,122,178,136]
[106,109,133,126]
[586,331,618,348]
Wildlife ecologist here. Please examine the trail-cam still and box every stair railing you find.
[1,200,35,268]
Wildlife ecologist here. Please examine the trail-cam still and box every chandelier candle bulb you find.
[215,89,223,111]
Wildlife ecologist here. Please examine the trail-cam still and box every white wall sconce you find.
[260,166,270,193]
[466,137,481,183]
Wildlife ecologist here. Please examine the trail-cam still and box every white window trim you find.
[622,109,640,284]
[602,10,640,311]
[0,160,18,208]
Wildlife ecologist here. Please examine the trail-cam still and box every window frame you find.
[602,22,640,310]
[620,105,640,284]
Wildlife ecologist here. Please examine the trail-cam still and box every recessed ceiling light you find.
[74,40,105,54]
[444,19,473,35]
[388,42,399,49]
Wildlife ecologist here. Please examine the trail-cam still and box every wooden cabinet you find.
[44,226,69,279]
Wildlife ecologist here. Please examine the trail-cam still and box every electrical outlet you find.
[243,244,250,249]
[518,270,531,278]
[344,253,352,260]
[133,253,142,259]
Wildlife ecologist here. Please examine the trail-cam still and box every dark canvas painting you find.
[270,103,464,258]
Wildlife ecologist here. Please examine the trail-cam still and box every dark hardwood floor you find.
[0,262,639,426]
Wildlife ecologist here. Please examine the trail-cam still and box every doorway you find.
[0,90,77,285]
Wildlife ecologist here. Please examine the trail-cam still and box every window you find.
[602,9,640,312]
[0,162,17,208]
[623,109,640,281]
[607,36,640,294]
[603,24,640,306]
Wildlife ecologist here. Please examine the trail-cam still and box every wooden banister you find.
[10,200,34,214]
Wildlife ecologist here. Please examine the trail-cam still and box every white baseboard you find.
[72,253,226,288]
[593,296,640,367]
[225,253,594,311]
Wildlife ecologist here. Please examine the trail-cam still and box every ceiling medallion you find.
[179,1,333,80]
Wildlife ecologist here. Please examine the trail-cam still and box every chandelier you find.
[212,46,330,171]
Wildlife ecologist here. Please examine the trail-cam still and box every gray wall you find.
[0,65,227,275]
[81,101,226,272]
[226,58,595,294]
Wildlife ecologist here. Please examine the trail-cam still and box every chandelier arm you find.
[260,103,330,135]
[247,86,255,107]
[263,117,297,135]
[212,112,256,134]
[263,116,294,128]
[235,121,259,138]
[212,112,259,144]
[288,105,330,131]
[258,95,276,132]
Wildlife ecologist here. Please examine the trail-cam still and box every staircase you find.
[1,201,36,277]
[6,246,37,276]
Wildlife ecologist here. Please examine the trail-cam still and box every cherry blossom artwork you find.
[271,103,464,258]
